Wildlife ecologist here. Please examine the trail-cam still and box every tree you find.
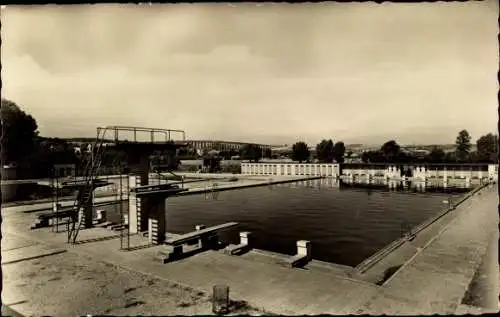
[177,148,189,157]
[203,155,221,173]
[219,149,240,160]
[425,147,445,163]
[22,137,79,178]
[1,98,39,164]
[380,140,400,162]
[361,152,370,163]
[263,148,272,159]
[101,147,129,168]
[291,141,310,163]
[396,151,413,164]
[361,150,384,163]
[467,151,480,163]
[455,129,471,162]
[476,133,498,163]
[316,139,334,163]
[228,149,239,158]
[333,141,346,163]
[444,151,457,163]
[240,144,262,162]
[218,151,231,160]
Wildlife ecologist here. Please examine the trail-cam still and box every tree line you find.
[359,130,497,164]
[248,130,497,165]
[1,98,498,180]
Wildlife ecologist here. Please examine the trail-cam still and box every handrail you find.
[98,126,186,142]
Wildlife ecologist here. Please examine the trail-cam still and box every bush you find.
[185,165,200,172]
[177,155,199,160]
[221,164,241,174]
[175,165,200,172]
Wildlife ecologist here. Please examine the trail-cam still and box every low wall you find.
[241,163,340,177]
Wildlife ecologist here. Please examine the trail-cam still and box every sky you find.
[1,2,498,146]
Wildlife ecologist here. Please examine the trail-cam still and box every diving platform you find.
[59,179,111,189]
[113,141,188,152]
[130,183,188,197]
[129,183,188,245]
[98,126,188,153]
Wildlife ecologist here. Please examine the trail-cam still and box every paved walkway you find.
[2,232,266,316]
[1,195,122,215]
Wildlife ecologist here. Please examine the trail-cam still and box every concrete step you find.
[30,222,44,230]
[223,243,249,256]
[94,221,117,229]
[153,249,176,264]
[153,254,169,264]
[283,254,308,268]
[109,224,123,230]
[111,225,128,231]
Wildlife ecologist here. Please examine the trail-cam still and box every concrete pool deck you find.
[2,226,379,316]
[2,183,497,315]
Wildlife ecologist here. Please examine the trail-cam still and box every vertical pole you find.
[116,174,120,249]
[56,169,59,233]
[66,168,70,237]
[151,131,155,143]
[119,172,124,250]
[50,168,54,233]
[51,168,55,233]
[134,128,137,142]
[127,175,130,250]
[91,130,96,223]
[92,130,96,174]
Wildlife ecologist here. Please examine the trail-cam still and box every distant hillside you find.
[63,137,117,143]
[64,137,99,142]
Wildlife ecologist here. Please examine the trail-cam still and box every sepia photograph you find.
[1,1,499,315]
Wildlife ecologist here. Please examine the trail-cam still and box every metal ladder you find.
[67,129,107,244]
